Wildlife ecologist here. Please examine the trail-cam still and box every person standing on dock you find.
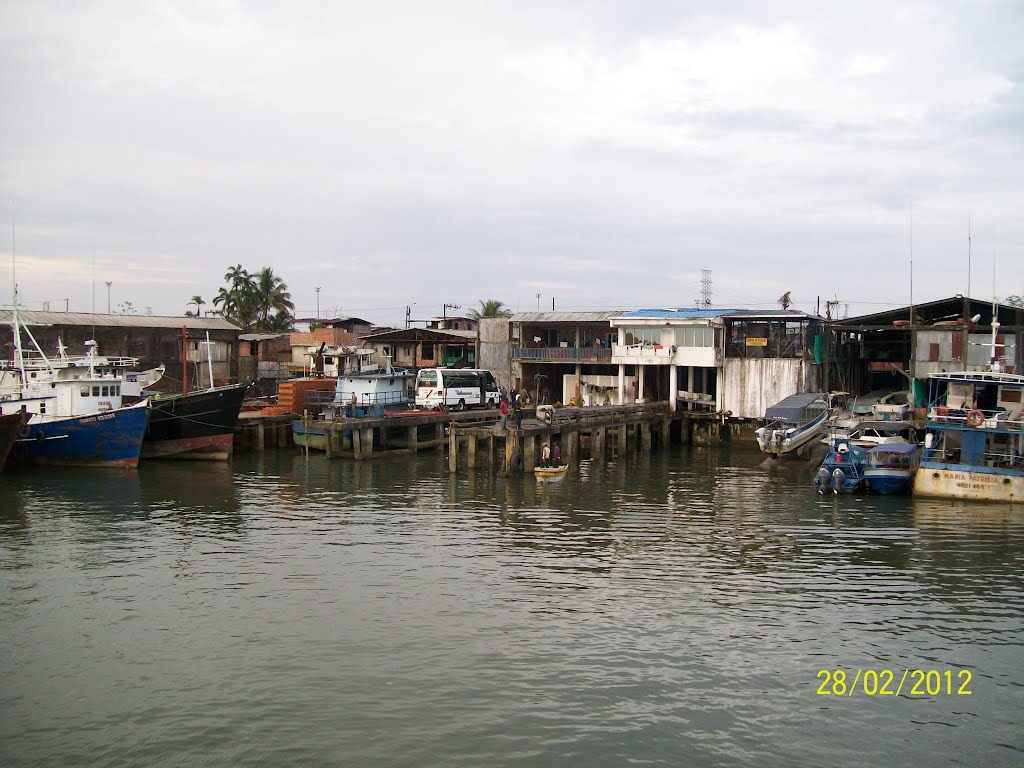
[500,398,509,429]
[541,443,551,468]
[552,442,560,467]
[514,395,523,429]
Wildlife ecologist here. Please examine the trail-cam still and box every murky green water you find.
[1,444,1022,766]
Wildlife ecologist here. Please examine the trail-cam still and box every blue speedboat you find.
[864,442,920,494]
[814,437,867,494]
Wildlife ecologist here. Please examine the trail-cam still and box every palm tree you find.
[252,267,294,331]
[186,295,205,317]
[467,299,512,320]
[265,310,294,332]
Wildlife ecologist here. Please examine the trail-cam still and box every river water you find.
[1,443,1022,767]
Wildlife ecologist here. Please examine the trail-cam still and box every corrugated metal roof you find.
[239,333,290,341]
[510,311,626,323]
[723,309,821,319]
[618,308,738,319]
[0,310,240,330]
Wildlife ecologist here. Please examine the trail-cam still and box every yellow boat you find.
[534,464,569,480]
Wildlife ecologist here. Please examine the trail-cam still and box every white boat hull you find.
[914,466,1024,503]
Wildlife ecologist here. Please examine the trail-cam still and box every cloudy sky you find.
[2,1,1022,325]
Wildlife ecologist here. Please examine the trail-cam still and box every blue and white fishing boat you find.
[756,392,831,457]
[292,354,412,452]
[914,370,1024,502]
[814,437,867,494]
[912,307,1024,503]
[0,299,150,467]
[864,442,921,494]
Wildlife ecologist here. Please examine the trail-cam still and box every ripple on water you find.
[0,448,1022,767]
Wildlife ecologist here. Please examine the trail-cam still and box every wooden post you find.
[569,428,580,463]
[487,435,495,465]
[641,421,652,453]
[407,425,417,452]
[661,417,671,448]
[362,427,374,459]
[523,433,536,471]
[617,422,627,454]
[594,427,606,461]
[352,427,362,461]
[468,435,477,468]
[449,422,458,472]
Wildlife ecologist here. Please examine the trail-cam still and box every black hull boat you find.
[142,383,248,460]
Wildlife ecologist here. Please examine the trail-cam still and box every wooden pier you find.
[235,403,731,468]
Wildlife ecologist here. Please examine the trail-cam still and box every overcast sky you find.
[2,1,1022,326]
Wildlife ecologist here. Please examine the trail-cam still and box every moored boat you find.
[142,382,249,460]
[814,437,867,494]
[756,392,831,457]
[914,370,1024,503]
[864,442,920,494]
[293,356,412,452]
[12,399,151,467]
[0,410,25,470]
[1,298,151,468]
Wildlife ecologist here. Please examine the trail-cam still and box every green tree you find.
[467,299,512,320]
[252,267,295,330]
[211,265,294,332]
[1007,295,1024,308]
[186,295,205,317]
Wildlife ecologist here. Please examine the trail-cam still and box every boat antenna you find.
[11,204,25,378]
[908,200,914,328]
[989,260,1000,372]
[967,207,972,301]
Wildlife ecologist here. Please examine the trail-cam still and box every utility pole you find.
[315,286,321,318]
[536,293,541,310]
[105,281,112,314]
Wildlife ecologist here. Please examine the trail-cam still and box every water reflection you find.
[1,442,1021,767]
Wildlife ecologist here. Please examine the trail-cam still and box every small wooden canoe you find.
[534,464,569,480]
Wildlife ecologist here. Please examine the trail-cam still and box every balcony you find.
[611,344,721,367]
[513,346,612,363]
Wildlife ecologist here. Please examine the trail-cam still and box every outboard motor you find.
[815,467,832,494]
[832,467,847,494]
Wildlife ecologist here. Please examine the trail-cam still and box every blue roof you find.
[868,443,919,454]
[619,308,738,319]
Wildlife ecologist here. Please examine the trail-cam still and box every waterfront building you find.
[0,310,240,392]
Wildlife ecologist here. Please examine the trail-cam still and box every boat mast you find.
[205,331,214,390]
[990,264,1000,372]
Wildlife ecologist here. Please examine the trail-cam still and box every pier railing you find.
[513,347,612,362]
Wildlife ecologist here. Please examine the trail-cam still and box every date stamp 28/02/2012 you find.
[816,669,972,697]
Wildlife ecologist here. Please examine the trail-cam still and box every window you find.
[421,342,434,360]
[92,386,100,397]
[623,328,662,346]
[80,386,90,396]
[679,327,713,347]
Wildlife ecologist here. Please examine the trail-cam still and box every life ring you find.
[966,409,985,427]
[509,451,524,472]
